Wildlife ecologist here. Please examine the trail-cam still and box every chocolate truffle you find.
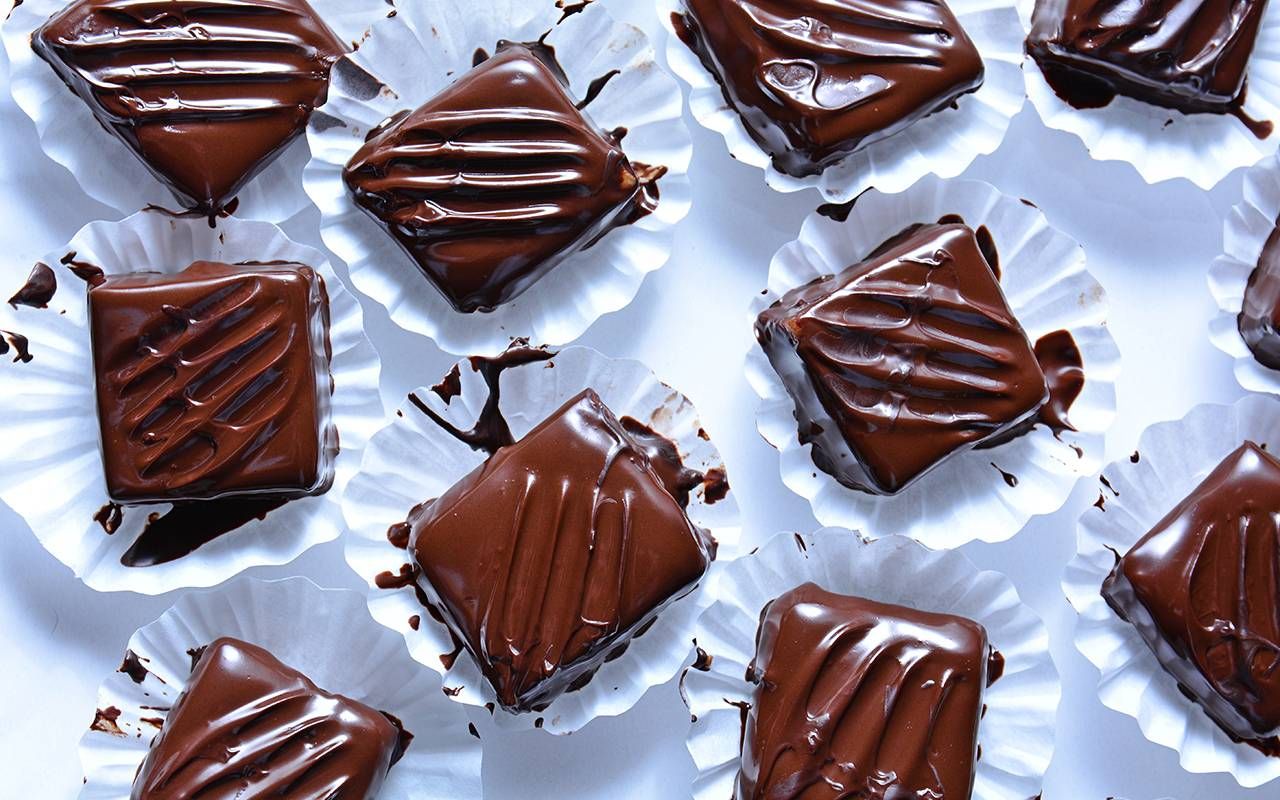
[88,261,334,503]
[1103,442,1280,746]
[343,43,654,313]
[33,0,346,213]
[739,583,987,800]
[407,388,715,712]
[1240,221,1280,370]
[1027,0,1267,114]
[755,222,1048,495]
[672,0,985,177]
[131,638,407,799]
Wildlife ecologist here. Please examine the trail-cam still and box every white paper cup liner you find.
[3,0,389,222]
[1024,0,1280,188]
[1210,152,1280,393]
[78,576,483,800]
[745,176,1119,547]
[656,0,1026,202]
[342,345,740,733]
[1065,395,1280,787]
[682,529,1059,800]
[0,211,383,595]
[303,0,692,356]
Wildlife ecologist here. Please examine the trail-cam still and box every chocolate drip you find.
[93,502,123,534]
[60,252,105,287]
[121,496,288,567]
[8,263,56,309]
[0,331,33,364]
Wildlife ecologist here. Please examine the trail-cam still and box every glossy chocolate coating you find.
[407,388,715,712]
[344,43,653,313]
[755,222,1048,495]
[1103,442,1280,744]
[33,0,346,213]
[1240,221,1280,370]
[1027,0,1267,114]
[673,0,984,177]
[739,583,987,800]
[131,637,407,799]
[88,261,334,503]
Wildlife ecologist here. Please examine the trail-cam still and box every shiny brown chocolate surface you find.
[1103,442,1280,746]
[1240,220,1280,370]
[739,583,987,800]
[343,43,654,313]
[88,261,334,503]
[1027,0,1268,115]
[755,222,1048,495]
[131,637,408,799]
[407,388,715,712]
[33,0,346,213]
[672,0,985,177]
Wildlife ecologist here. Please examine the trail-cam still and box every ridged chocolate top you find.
[131,637,408,799]
[1027,0,1267,113]
[407,388,714,712]
[1104,442,1280,745]
[739,583,987,800]
[34,0,346,212]
[344,43,652,313]
[88,261,334,503]
[755,222,1047,494]
[673,0,984,177]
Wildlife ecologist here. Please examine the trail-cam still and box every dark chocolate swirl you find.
[34,0,346,212]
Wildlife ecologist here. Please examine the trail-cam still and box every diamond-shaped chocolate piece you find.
[407,388,715,712]
[1028,0,1267,114]
[673,0,985,177]
[740,583,987,799]
[755,222,1047,495]
[132,638,408,799]
[1104,442,1280,745]
[88,261,334,503]
[343,43,652,313]
[34,0,346,213]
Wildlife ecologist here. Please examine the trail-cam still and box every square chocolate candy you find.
[1104,442,1280,746]
[132,638,408,798]
[88,261,334,503]
[1027,0,1267,114]
[739,583,987,799]
[673,0,985,177]
[343,43,651,313]
[407,388,715,712]
[33,0,346,213]
[755,222,1047,495]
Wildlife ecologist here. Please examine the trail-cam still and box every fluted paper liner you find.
[1210,152,1280,393]
[78,576,483,799]
[683,530,1059,800]
[745,176,1119,547]
[0,211,383,594]
[656,0,1027,202]
[342,345,740,733]
[1065,396,1280,787]
[3,0,389,222]
[1025,0,1280,188]
[303,0,692,356]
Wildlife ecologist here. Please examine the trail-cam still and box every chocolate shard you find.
[673,0,985,177]
[755,222,1047,495]
[1103,442,1280,745]
[407,388,715,712]
[740,583,987,800]
[1240,220,1280,370]
[88,261,335,503]
[1027,0,1266,114]
[33,0,346,213]
[131,638,407,799]
[343,43,651,313]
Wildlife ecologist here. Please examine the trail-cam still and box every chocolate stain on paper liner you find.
[0,330,32,363]
[8,263,56,309]
[121,497,289,567]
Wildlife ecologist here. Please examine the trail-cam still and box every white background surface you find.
[0,0,1263,797]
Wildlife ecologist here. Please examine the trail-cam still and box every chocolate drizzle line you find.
[120,650,150,684]
[8,263,56,309]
